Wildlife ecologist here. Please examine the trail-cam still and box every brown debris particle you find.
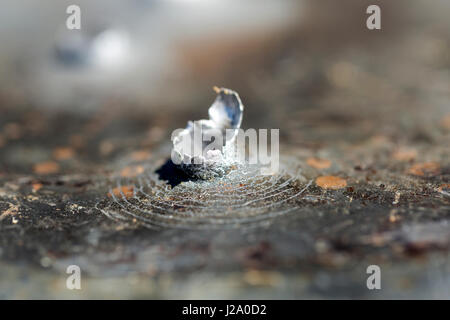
[389,215,399,223]
[31,182,43,193]
[406,162,440,176]
[389,209,400,223]
[33,161,60,175]
[120,166,144,177]
[109,185,134,198]
[316,175,347,190]
[307,157,331,169]
[437,184,450,193]
[392,148,417,161]
[52,147,75,160]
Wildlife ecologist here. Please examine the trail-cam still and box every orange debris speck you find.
[407,162,440,176]
[437,184,450,193]
[120,166,145,177]
[316,175,347,190]
[307,157,332,169]
[31,183,43,193]
[33,161,60,175]
[389,213,400,223]
[53,147,74,160]
[109,185,134,198]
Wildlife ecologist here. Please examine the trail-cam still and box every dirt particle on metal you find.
[437,184,450,194]
[306,157,332,169]
[389,210,401,223]
[109,185,134,198]
[316,175,347,189]
[406,162,440,176]
[33,161,60,175]
[31,182,43,193]
[120,166,145,177]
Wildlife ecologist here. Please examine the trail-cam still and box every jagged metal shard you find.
[172,87,244,179]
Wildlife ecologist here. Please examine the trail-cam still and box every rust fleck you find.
[407,162,440,176]
[33,161,60,175]
[389,210,400,223]
[109,185,134,198]
[31,183,43,193]
[307,157,332,169]
[120,166,144,177]
[316,175,347,190]
[437,184,450,193]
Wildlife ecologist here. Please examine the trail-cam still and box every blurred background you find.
[0,0,449,299]
[1,0,449,132]
[1,0,303,110]
[0,0,448,160]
